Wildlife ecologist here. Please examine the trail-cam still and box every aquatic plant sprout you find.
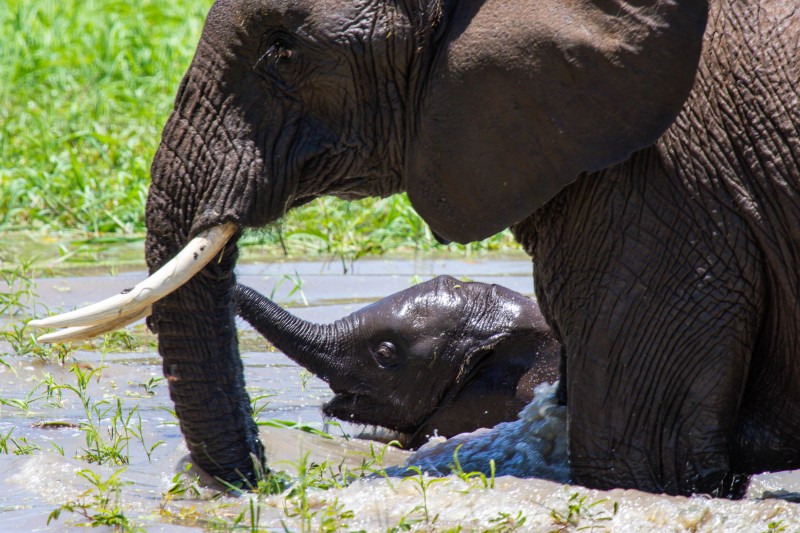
[28,223,237,342]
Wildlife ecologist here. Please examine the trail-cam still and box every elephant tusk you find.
[35,305,153,344]
[28,222,237,334]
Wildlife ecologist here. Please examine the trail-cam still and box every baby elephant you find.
[235,275,559,448]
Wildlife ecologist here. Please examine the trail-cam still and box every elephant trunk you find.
[235,284,351,384]
[145,232,264,487]
[143,58,272,485]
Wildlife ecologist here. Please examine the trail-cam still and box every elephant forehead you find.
[397,291,466,327]
[237,0,403,37]
[358,291,464,330]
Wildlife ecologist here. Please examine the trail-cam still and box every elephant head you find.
[32,0,706,484]
[235,276,559,448]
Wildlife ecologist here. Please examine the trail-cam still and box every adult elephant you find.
[31,0,800,497]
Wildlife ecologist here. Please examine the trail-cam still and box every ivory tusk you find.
[36,305,152,344]
[28,222,237,330]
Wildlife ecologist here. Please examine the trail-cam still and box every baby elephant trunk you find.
[234,284,351,384]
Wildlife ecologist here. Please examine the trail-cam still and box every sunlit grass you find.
[0,0,519,258]
[249,194,521,266]
[0,0,211,234]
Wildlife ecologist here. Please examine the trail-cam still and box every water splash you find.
[406,381,569,482]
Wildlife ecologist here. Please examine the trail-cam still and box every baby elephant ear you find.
[407,0,707,243]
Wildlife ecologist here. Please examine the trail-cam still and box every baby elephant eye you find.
[374,341,397,366]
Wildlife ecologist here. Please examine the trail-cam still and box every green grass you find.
[0,0,519,258]
[246,194,521,265]
[0,0,211,234]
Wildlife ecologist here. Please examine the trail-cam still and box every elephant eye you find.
[255,33,296,71]
[374,341,398,367]
[270,39,293,61]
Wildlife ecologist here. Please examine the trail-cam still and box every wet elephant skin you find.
[235,276,560,448]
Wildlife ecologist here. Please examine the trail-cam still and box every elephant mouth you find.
[27,222,238,342]
[323,393,370,424]
[323,393,417,437]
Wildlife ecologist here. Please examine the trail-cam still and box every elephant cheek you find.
[148,73,297,239]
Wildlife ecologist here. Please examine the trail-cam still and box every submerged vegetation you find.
[0,0,518,267]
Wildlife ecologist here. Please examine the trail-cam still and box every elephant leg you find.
[565,297,758,497]
[568,259,763,495]
[732,297,800,474]
[520,161,766,496]
[555,344,567,405]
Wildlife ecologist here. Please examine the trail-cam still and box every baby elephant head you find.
[236,275,558,447]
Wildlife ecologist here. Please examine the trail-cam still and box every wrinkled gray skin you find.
[144,0,800,496]
[234,276,559,449]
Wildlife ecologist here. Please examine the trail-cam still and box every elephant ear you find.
[452,332,510,387]
[407,0,708,243]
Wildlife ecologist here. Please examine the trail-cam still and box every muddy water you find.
[1,256,800,531]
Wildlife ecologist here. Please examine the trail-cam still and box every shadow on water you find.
[2,242,800,530]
